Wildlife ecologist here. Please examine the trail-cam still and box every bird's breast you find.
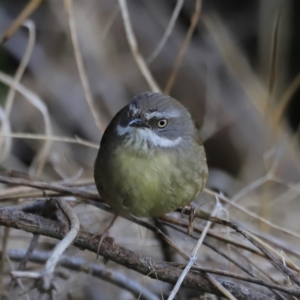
[96,143,206,217]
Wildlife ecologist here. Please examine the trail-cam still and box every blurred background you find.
[1,0,300,299]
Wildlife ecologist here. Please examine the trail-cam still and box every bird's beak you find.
[128,118,146,128]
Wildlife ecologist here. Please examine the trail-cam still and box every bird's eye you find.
[157,119,168,128]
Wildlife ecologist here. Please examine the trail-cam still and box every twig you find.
[0,132,98,149]
[168,201,234,300]
[6,249,300,297]
[274,71,300,124]
[231,175,270,203]
[43,199,79,290]
[179,204,300,287]
[0,227,10,297]
[183,207,299,271]
[267,10,281,97]
[63,0,105,132]
[164,0,202,94]
[118,0,161,92]
[5,256,31,300]
[233,248,289,300]
[0,174,100,201]
[0,178,94,201]
[7,234,39,290]
[0,71,52,177]
[146,0,184,63]
[168,198,236,300]
[162,218,269,281]
[159,215,262,257]
[11,199,79,293]
[18,234,39,271]
[0,21,35,164]
[0,207,274,299]
[153,219,174,263]
[1,174,298,278]
[0,0,43,44]
[101,5,120,41]
[237,230,300,287]
[204,188,300,240]
[6,249,159,300]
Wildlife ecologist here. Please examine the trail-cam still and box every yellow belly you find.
[97,146,205,217]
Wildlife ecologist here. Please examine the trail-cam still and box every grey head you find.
[112,92,197,151]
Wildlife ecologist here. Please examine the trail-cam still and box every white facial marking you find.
[144,110,180,120]
[129,104,139,115]
[116,125,182,151]
[117,125,131,136]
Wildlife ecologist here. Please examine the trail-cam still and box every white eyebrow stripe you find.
[145,110,180,120]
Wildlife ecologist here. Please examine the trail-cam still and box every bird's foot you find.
[181,204,196,235]
[92,213,119,258]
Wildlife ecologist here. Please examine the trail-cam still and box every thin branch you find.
[0,207,274,300]
[179,205,300,287]
[18,234,39,271]
[0,227,9,297]
[0,175,100,201]
[274,71,300,124]
[147,0,184,63]
[7,249,159,300]
[43,199,80,289]
[168,202,223,300]
[101,5,120,41]
[6,249,300,298]
[0,132,98,149]
[204,188,300,240]
[159,215,262,257]
[7,234,39,290]
[267,10,281,96]
[63,0,105,132]
[0,71,53,177]
[0,20,36,164]
[118,0,161,92]
[0,0,43,44]
[164,0,202,94]
[11,199,79,293]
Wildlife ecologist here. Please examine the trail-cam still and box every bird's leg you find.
[92,213,119,258]
[181,204,196,235]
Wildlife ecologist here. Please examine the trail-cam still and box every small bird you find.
[94,92,208,218]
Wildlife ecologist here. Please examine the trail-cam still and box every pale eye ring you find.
[157,119,168,128]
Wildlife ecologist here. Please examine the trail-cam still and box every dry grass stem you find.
[0,0,43,43]
[168,200,235,300]
[0,204,274,300]
[0,132,98,149]
[204,188,300,240]
[0,71,52,177]
[63,0,105,133]
[11,199,79,293]
[101,5,120,41]
[0,21,35,164]
[0,228,10,298]
[5,249,300,297]
[147,0,184,64]
[164,0,202,94]
[118,0,161,92]
[267,10,281,96]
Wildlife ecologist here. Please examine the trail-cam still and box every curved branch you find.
[0,206,276,300]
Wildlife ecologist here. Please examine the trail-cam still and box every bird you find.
[94,92,208,218]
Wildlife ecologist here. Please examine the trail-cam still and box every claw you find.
[182,204,197,235]
[92,213,119,258]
